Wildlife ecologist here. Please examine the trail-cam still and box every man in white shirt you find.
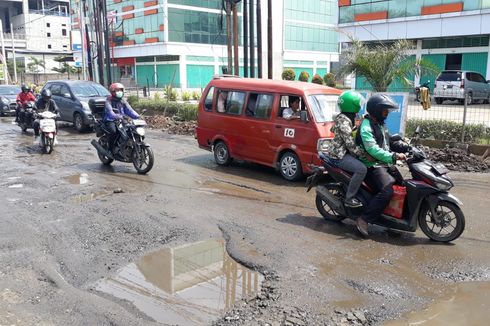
[282,96,300,120]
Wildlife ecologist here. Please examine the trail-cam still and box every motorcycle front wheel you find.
[418,201,465,242]
[315,184,346,222]
[42,135,53,154]
[97,136,114,165]
[132,144,154,174]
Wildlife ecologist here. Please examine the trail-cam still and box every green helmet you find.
[338,90,363,113]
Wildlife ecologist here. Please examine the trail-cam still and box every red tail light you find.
[460,79,464,88]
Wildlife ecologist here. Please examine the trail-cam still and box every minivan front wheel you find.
[74,113,86,132]
[213,141,232,166]
[466,92,473,105]
[279,151,303,181]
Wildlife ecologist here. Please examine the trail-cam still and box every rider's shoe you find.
[345,197,363,208]
[356,217,369,237]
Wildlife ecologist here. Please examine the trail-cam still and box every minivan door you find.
[269,95,319,167]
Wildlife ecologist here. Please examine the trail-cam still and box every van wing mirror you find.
[63,93,71,98]
[390,134,402,142]
[300,110,308,122]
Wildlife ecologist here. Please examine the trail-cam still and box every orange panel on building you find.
[123,40,135,46]
[145,37,159,43]
[135,28,144,34]
[113,0,122,3]
[421,2,464,15]
[113,31,124,37]
[144,9,158,16]
[144,0,158,7]
[159,24,165,31]
[122,5,135,20]
[338,0,350,7]
[355,11,388,22]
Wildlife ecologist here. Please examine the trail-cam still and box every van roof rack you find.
[213,74,242,79]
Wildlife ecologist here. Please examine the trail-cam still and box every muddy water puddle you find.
[64,173,89,185]
[95,239,263,325]
[70,191,110,203]
[385,281,490,325]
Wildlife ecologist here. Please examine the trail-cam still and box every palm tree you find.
[340,38,438,92]
[27,56,45,73]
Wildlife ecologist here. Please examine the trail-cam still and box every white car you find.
[433,70,490,105]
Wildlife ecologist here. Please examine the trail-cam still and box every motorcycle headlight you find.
[136,127,145,136]
[1,97,9,104]
[317,138,331,152]
[435,179,453,191]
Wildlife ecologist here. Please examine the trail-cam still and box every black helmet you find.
[366,94,398,123]
[21,84,29,92]
[41,89,52,100]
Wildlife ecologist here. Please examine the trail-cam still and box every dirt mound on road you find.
[145,115,196,136]
[425,147,489,173]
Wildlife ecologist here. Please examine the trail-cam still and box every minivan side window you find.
[204,86,214,111]
[246,93,273,119]
[50,84,61,96]
[278,95,303,118]
[217,91,245,115]
[474,73,486,83]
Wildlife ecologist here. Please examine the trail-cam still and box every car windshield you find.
[437,72,462,81]
[308,94,340,123]
[71,84,110,97]
[0,86,21,95]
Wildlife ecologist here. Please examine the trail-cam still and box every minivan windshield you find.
[437,71,462,81]
[72,83,110,97]
[308,94,340,123]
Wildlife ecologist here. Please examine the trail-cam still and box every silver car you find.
[433,70,490,105]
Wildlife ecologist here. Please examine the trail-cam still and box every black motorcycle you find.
[18,102,36,132]
[415,80,431,102]
[306,129,465,242]
[90,103,154,174]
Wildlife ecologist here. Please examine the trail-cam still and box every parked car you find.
[433,70,490,105]
[41,80,110,132]
[0,85,21,116]
[196,76,343,181]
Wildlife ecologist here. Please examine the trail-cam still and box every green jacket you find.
[357,118,395,167]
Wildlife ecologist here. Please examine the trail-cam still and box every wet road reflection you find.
[95,239,263,325]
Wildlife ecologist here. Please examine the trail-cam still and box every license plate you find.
[40,120,56,128]
[446,85,453,89]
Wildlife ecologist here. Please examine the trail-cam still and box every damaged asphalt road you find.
[1,117,490,326]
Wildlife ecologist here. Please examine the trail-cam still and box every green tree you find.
[340,38,438,92]
[311,74,324,85]
[27,56,45,73]
[298,71,309,82]
[323,73,336,87]
[7,60,25,77]
[282,68,295,81]
[52,55,78,79]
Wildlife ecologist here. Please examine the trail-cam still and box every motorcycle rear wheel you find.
[132,145,154,174]
[315,185,346,222]
[418,201,465,242]
[97,136,114,165]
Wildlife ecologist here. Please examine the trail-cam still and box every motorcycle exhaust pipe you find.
[316,185,346,215]
[91,139,113,159]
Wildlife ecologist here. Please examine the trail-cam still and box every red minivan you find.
[196,76,343,180]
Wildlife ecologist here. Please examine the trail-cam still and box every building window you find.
[48,44,52,49]
[63,45,68,48]
[47,32,51,37]
[62,29,67,36]
[46,23,50,27]
[62,23,66,26]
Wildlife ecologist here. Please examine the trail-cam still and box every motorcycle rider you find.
[321,90,367,208]
[33,89,59,139]
[103,83,140,158]
[355,94,409,236]
[15,84,36,123]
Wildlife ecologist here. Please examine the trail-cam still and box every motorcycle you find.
[90,116,154,174]
[415,80,431,102]
[306,128,465,242]
[18,102,36,132]
[37,111,58,154]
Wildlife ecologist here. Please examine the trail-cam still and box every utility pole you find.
[82,0,93,80]
[256,0,262,78]
[93,0,104,85]
[11,23,17,83]
[0,20,9,85]
[232,3,239,76]
[243,0,248,77]
[79,0,87,80]
[249,0,254,77]
[226,1,232,74]
[267,0,272,79]
[101,0,112,85]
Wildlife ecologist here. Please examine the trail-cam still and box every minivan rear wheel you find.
[214,141,232,166]
[435,98,443,105]
[467,92,473,105]
[279,151,303,181]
